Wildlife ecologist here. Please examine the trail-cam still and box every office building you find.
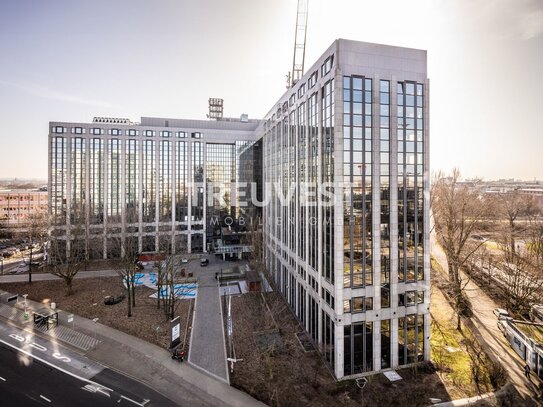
[48,39,430,379]
[49,117,261,257]
[259,39,430,378]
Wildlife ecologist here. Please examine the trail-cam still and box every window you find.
[191,132,202,139]
[308,71,318,88]
[72,127,84,134]
[52,126,65,134]
[161,131,171,137]
[298,83,306,98]
[175,131,186,138]
[127,129,138,136]
[143,130,154,137]
[352,296,373,312]
[289,94,296,106]
[90,128,102,135]
[353,297,364,312]
[321,55,334,76]
[417,291,424,304]
[110,128,121,136]
[343,300,351,313]
[399,290,416,306]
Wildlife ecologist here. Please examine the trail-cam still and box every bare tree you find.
[432,169,495,330]
[495,191,533,262]
[21,210,48,284]
[113,235,139,317]
[47,215,86,295]
[500,245,543,313]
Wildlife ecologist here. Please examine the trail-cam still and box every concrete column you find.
[391,317,399,367]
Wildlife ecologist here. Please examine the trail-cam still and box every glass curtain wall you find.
[175,141,187,222]
[322,79,335,283]
[159,140,172,221]
[51,136,67,224]
[380,80,391,309]
[192,141,203,221]
[89,138,104,224]
[142,140,156,223]
[70,137,85,222]
[343,76,373,288]
[397,82,424,283]
[108,139,121,223]
[125,139,139,223]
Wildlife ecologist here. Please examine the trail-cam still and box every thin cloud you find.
[519,8,543,40]
[0,79,113,108]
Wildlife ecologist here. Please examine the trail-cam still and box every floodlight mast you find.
[289,0,309,88]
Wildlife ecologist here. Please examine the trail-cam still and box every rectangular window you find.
[127,129,138,136]
[191,132,202,139]
[298,83,306,98]
[90,128,102,135]
[176,131,186,138]
[72,127,84,134]
[308,71,318,88]
[161,131,171,137]
[321,55,334,76]
[52,126,65,134]
[143,130,154,137]
[289,94,295,106]
[110,128,120,136]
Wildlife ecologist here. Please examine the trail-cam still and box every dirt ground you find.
[0,277,193,351]
[226,291,451,407]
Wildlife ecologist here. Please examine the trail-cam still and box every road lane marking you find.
[120,394,147,406]
[40,395,51,402]
[0,338,113,393]
[0,376,6,381]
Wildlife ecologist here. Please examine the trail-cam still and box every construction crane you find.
[287,0,309,88]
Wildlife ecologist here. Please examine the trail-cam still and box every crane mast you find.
[289,0,309,88]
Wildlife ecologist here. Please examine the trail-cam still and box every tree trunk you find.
[457,314,462,331]
[126,276,132,317]
[28,247,33,284]
[66,278,73,296]
[131,281,136,307]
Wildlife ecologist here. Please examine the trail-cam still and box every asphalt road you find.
[0,324,179,407]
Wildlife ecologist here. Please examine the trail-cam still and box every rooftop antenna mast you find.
[288,0,309,88]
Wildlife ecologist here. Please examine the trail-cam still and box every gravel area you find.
[0,277,194,351]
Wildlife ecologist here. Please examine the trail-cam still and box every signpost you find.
[170,316,181,349]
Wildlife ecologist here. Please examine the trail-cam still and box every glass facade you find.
[50,122,260,257]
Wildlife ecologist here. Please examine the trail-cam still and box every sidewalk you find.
[189,256,229,384]
[0,289,264,407]
[0,269,118,283]
[431,235,542,405]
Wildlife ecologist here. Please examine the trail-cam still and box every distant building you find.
[0,189,48,226]
[48,117,261,258]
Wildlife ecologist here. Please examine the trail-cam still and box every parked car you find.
[181,258,188,263]
[493,308,510,319]
[200,258,209,267]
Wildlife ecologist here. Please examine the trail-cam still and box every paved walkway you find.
[431,234,542,405]
[189,256,229,383]
[0,287,264,407]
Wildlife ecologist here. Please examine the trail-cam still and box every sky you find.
[0,0,542,181]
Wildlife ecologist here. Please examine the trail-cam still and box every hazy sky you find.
[0,0,542,180]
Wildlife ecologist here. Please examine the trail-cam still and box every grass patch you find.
[431,284,495,398]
